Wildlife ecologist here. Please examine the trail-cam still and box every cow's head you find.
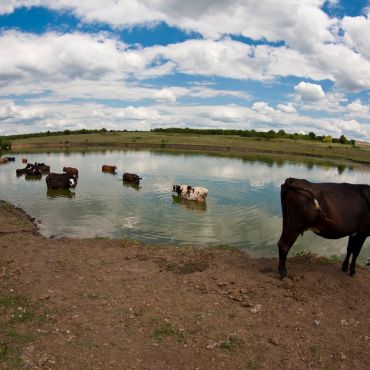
[173,185,181,195]
[69,176,77,187]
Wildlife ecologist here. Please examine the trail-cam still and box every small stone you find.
[269,337,278,346]
[250,304,262,313]
[206,341,218,349]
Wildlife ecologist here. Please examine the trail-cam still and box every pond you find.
[1,149,370,264]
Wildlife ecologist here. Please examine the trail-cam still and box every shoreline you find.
[1,199,370,369]
[9,141,370,166]
[7,131,370,168]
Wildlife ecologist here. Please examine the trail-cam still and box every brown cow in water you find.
[123,172,142,184]
[63,166,78,177]
[102,165,117,173]
[278,177,370,278]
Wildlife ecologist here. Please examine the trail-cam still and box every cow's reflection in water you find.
[122,182,141,191]
[46,188,75,199]
[172,195,207,212]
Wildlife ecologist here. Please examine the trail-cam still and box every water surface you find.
[1,149,370,263]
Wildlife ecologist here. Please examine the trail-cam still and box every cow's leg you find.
[341,236,353,273]
[342,234,366,276]
[277,231,300,279]
[349,234,366,276]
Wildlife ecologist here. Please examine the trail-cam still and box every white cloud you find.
[154,88,177,102]
[0,2,369,88]
[1,2,370,140]
[0,1,335,47]
[0,31,334,95]
[277,103,296,113]
[252,101,275,114]
[346,99,369,116]
[1,98,370,142]
[342,14,370,60]
[294,81,325,101]
[0,100,45,121]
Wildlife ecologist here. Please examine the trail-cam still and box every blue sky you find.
[0,1,369,140]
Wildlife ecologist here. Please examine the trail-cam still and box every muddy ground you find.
[0,200,369,369]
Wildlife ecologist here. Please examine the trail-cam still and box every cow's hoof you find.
[279,269,287,280]
[349,270,356,277]
[341,265,348,273]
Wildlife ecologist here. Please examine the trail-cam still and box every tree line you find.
[0,128,110,149]
[152,128,354,145]
[0,127,355,150]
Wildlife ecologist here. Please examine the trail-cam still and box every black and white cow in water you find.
[16,162,49,176]
[16,163,38,176]
[46,173,77,189]
[172,185,208,202]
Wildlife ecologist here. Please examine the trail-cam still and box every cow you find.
[22,158,27,163]
[16,163,34,175]
[25,167,42,176]
[46,173,77,189]
[278,177,370,279]
[24,163,42,176]
[102,165,117,173]
[16,162,48,176]
[172,185,208,202]
[123,172,142,184]
[5,157,15,161]
[35,162,50,172]
[63,166,78,177]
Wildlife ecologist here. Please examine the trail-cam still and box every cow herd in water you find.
[1,156,209,202]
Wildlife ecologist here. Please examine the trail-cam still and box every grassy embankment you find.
[8,131,370,166]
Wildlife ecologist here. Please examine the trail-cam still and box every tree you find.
[322,135,333,143]
[339,134,349,144]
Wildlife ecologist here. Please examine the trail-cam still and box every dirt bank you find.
[1,200,370,369]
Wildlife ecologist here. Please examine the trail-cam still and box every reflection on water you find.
[1,149,370,263]
[25,174,43,181]
[122,182,141,191]
[47,188,75,198]
[172,195,207,212]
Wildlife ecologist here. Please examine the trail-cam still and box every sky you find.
[0,1,369,140]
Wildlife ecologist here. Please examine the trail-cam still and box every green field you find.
[7,130,370,166]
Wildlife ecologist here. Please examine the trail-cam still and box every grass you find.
[0,293,35,325]
[151,319,185,343]
[294,250,342,264]
[246,359,258,370]
[8,131,370,166]
[0,291,37,368]
[215,244,238,251]
[219,334,245,351]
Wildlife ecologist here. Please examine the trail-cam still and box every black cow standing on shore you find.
[278,178,370,278]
